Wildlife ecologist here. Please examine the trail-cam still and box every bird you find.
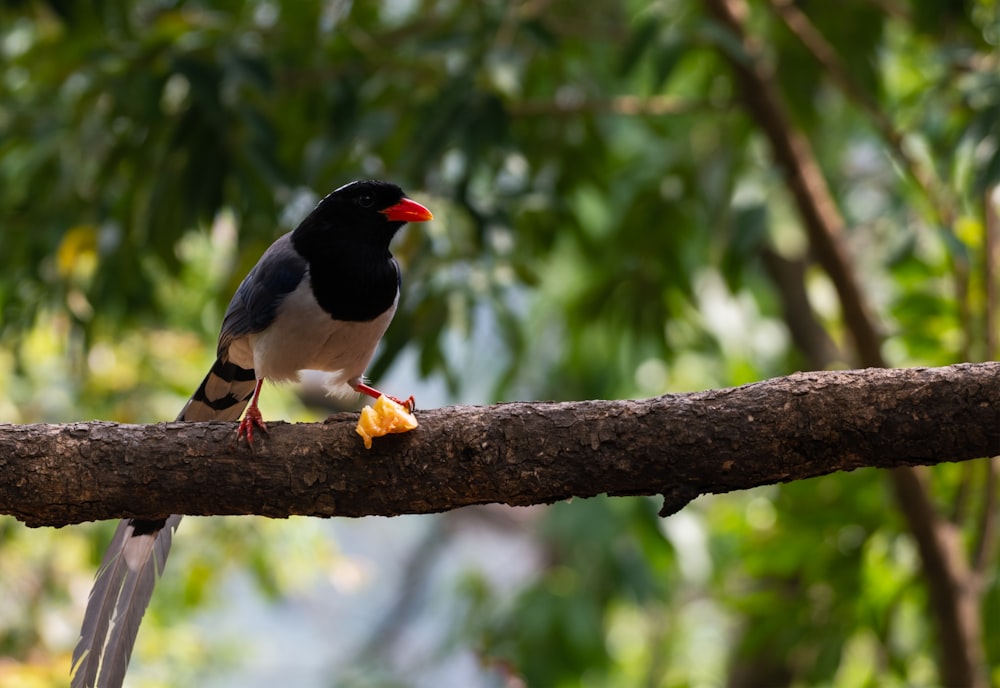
[71,179,433,688]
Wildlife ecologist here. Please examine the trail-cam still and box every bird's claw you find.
[237,406,268,445]
[389,395,416,413]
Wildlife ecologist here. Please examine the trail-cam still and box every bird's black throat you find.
[305,245,401,322]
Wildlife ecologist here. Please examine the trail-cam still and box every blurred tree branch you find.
[702,0,883,365]
[2,363,999,529]
[702,0,991,685]
[507,95,708,118]
[764,0,956,228]
[759,248,843,369]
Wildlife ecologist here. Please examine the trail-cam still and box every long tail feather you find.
[72,358,256,688]
[71,516,181,688]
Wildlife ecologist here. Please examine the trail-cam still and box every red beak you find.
[381,197,433,223]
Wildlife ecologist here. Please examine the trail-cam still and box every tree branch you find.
[2,363,999,528]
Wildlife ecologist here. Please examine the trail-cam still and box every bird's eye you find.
[357,193,374,208]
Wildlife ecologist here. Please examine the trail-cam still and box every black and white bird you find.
[71,179,433,688]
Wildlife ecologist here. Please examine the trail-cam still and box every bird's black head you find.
[291,179,433,261]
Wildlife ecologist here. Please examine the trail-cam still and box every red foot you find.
[238,379,268,445]
[237,405,268,444]
[354,381,416,412]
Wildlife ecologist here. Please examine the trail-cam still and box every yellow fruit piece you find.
[355,395,418,449]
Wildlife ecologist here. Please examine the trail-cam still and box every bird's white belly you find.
[239,280,398,385]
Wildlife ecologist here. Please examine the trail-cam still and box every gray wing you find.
[217,233,308,359]
[179,233,307,422]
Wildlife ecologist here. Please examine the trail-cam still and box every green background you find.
[2,1,999,686]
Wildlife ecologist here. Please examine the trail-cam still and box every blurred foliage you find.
[2,0,1000,686]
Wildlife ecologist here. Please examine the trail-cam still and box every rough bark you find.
[1,363,998,529]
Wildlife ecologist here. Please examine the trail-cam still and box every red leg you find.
[237,379,268,444]
[353,381,415,412]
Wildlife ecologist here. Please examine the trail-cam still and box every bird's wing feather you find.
[217,233,308,357]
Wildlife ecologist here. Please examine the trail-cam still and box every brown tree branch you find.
[977,192,1000,574]
[987,188,999,361]
[888,465,986,686]
[972,456,1000,574]
[1,363,999,529]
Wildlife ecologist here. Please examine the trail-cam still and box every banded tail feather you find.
[180,359,258,421]
[71,357,257,688]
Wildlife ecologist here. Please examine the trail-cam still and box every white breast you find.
[229,275,398,386]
